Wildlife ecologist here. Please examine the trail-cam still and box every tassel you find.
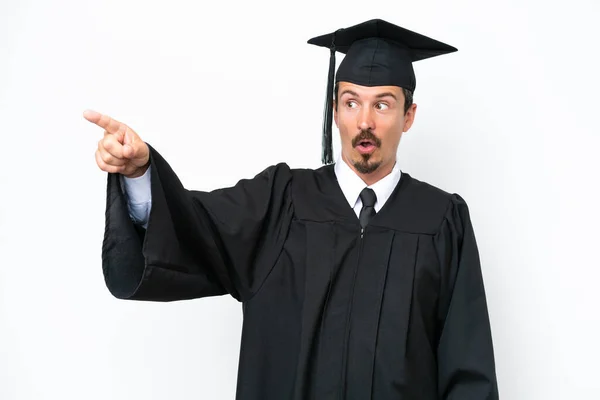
[321,30,339,165]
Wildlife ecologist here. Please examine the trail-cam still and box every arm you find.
[435,194,499,399]
[84,110,293,303]
[102,144,294,303]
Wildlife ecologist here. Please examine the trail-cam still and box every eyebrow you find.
[339,89,397,101]
[375,92,397,100]
[339,89,360,98]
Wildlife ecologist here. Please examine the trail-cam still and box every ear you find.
[403,103,417,132]
[333,101,339,127]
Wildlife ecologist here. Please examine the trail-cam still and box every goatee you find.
[353,157,382,174]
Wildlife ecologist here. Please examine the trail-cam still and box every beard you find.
[351,129,382,174]
[353,158,382,174]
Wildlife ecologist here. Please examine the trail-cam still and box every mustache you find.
[352,129,382,148]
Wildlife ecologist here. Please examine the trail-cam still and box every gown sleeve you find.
[101,143,294,303]
[434,194,499,399]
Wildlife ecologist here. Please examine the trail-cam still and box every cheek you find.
[337,115,354,141]
[378,119,404,149]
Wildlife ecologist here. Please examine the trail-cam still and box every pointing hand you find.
[84,110,150,178]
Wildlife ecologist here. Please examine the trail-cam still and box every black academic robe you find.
[102,144,499,399]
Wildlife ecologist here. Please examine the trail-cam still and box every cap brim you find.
[307,18,457,61]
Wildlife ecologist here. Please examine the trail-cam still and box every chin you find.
[352,155,382,174]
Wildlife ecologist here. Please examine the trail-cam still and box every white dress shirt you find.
[333,157,402,218]
[120,158,402,228]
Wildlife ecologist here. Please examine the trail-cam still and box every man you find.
[85,19,499,399]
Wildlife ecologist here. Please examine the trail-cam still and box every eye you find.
[375,102,389,111]
[346,100,358,109]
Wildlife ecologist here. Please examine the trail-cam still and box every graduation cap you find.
[308,19,458,164]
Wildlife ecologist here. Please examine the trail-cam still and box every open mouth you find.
[357,140,374,148]
[355,139,377,154]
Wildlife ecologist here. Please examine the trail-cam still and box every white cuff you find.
[122,167,152,205]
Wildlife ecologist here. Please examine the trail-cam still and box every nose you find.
[358,106,375,131]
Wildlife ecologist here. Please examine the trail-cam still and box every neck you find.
[342,155,395,186]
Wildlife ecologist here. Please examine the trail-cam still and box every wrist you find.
[124,160,150,179]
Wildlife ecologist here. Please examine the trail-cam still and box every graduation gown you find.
[102,144,499,399]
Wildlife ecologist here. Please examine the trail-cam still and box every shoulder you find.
[403,173,467,209]
[237,162,320,188]
[240,162,294,186]
[387,172,471,234]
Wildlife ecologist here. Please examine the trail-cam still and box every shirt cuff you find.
[121,167,152,205]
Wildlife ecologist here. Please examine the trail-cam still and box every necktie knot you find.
[359,188,377,208]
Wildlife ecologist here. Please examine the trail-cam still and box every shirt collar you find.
[334,157,402,212]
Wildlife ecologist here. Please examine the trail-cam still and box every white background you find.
[1,0,599,399]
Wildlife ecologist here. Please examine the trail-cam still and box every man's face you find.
[334,81,416,176]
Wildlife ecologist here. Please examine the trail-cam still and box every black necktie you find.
[359,188,377,229]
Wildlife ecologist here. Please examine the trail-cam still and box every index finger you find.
[83,109,125,136]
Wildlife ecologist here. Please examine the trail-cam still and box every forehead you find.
[337,81,404,99]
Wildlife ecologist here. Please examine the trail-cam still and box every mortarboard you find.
[308,19,458,164]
